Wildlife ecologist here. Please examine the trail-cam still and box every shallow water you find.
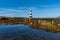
[0,24,59,40]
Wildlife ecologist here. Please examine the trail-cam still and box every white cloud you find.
[0,8,29,17]
[0,6,59,18]
[0,7,38,17]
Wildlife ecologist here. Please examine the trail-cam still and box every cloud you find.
[0,6,60,18]
[0,8,29,17]
[0,7,38,17]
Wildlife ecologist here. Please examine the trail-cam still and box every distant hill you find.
[56,16,60,18]
[0,16,4,19]
[53,16,60,20]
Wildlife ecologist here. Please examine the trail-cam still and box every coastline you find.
[0,17,60,33]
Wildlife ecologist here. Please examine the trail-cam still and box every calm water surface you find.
[0,24,60,40]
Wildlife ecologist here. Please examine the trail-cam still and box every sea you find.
[0,24,60,40]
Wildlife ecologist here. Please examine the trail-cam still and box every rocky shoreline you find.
[0,17,60,33]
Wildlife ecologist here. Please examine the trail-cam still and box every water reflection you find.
[0,24,59,40]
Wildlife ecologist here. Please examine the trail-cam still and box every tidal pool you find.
[0,24,59,40]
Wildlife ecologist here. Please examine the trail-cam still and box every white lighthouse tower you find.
[29,10,32,20]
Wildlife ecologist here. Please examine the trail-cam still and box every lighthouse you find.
[29,10,32,20]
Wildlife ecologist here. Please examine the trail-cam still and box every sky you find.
[0,0,60,18]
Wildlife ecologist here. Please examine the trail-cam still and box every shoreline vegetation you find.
[0,16,60,33]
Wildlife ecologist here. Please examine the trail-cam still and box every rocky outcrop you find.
[0,17,60,33]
